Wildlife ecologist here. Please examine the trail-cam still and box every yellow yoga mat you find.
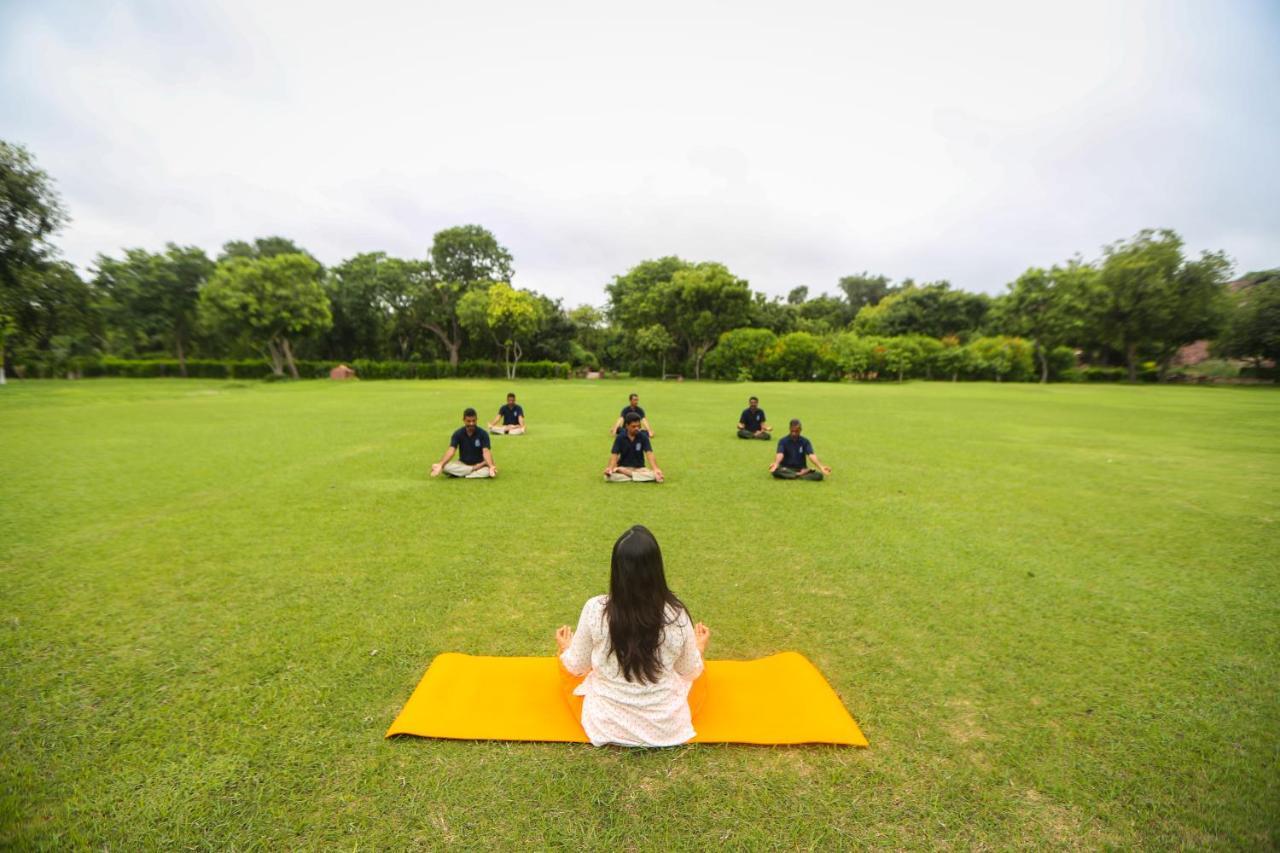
[386,651,868,746]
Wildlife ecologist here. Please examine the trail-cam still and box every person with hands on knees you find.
[555,525,710,747]
[737,395,771,439]
[610,393,655,438]
[769,418,831,481]
[430,407,498,478]
[605,412,664,482]
[488,392,526,435]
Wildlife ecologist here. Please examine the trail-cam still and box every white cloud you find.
[2,0,1277,304]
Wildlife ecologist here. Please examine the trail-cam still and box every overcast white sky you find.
[2,0,1277,304]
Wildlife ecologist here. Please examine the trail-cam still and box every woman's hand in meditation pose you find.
[694,622,711,654]
[555,625,574,654]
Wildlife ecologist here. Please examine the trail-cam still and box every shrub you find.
[880,336,925,382]
[831,333,881,379]
[1046,346,1077,380]
[1082,366,1126,382]
[765,332,839,381]
[966,336,1035,382]
[933,336,972,381]
[704,328,777,381]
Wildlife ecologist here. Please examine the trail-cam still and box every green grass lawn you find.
[1,378,1277,848]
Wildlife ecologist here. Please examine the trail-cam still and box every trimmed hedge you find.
[351,359,570,379]
[62,357,572,381]
[79,358,330,379]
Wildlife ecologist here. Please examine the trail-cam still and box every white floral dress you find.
[559,595,704,747]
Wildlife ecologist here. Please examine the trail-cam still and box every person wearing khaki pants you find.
[488,392,526,435]
[604,413,664,483]
[430,407,498,479]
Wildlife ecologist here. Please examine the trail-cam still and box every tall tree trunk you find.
[1125,341,1139,382]
[424,322,461,368]
[265,340,286,376]
[1038,344,1049,384]
[281,337,300,379]
[176,332,188,378]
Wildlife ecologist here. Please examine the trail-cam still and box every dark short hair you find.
[507,392,515,399]
[749,396,759,403]
[789,418,801,427]
[624,412,642,424]
[629,393,639,401]
[463,407,477,418]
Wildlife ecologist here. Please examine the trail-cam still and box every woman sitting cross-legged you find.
[555,525,710,747]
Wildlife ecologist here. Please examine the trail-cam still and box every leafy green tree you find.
[1,140,71,378]
[487,284,542,379]
[606,257,751,377]
[704,327,778,380]
[1214,270,1280,371]
[568,304,607,363]
[3,260,96,376]
[633,324,677,377]
[325,252,432,360]
[458,283,543,378]
[0,141,67,290]
[425,225,514,367]
[881,335,924,382]
[748,292,796,334]
[527,295,576,364]
[94,244,213,375]
[831,332,879,379]
[765,331,837,381]
[1092,229,1232,381]
[837,272,894,310]
[995,261,1094,383]
[852,282,989,339]
[605,256,691,330]
[912,334,944,379]
[794,293,855,333]
[199,254,331,378]
[967,336,1035,382]
[219,236,319,266]
[786,285,809,305]
[664,263,753,379]
[934,335,971,381]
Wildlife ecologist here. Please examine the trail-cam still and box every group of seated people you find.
[428,391,832,481]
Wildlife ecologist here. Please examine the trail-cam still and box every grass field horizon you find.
[2,378,1277,848]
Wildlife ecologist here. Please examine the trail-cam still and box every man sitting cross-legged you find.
[737,395,771,439]
[488,392,526,434]
[610,393,655,438]
[769,418,832,481]
[430,408,498,478]
[604,412,664,483]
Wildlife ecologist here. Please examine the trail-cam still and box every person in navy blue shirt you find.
[737,396,771,439]
[605,413,664,482]
[769,419,831,480]
[610,393,655,437]
[430,408,498,478]
[488,392,526,434]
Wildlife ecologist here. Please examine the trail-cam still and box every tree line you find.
[2,140,1276,383]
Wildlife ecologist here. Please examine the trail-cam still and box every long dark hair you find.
[603,525,688,684]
